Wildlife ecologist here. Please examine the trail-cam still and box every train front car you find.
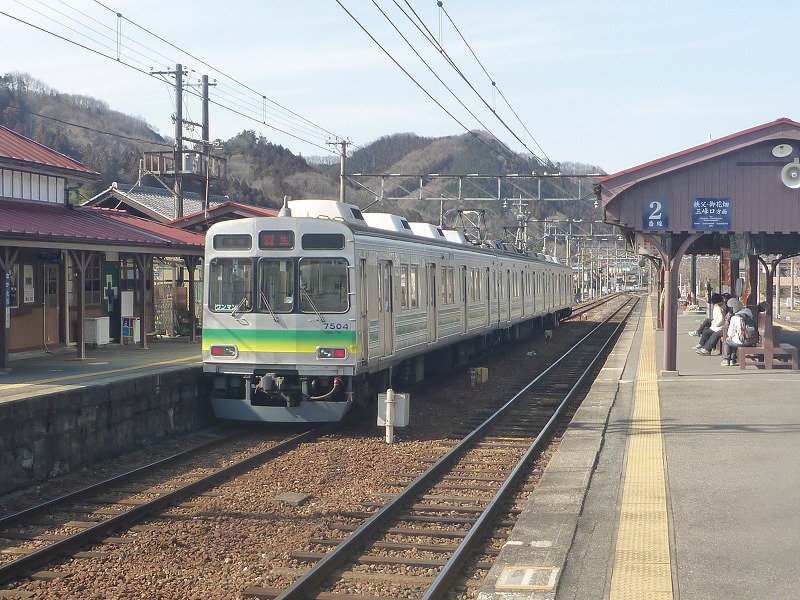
[203,215,358,422]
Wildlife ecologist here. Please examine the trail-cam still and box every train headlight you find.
[317,347,346,359]
[210,345,238,358]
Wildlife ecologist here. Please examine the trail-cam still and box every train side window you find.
[209,258,253,312]
[400,264,409,310]
[447,267,455,304]
[409,265,419,309]
[299,258,349,313]
[258,259,295,313]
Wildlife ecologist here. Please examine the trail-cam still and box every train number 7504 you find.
[324,323,349,330]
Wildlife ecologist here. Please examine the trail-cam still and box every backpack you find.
[739,313,759,346]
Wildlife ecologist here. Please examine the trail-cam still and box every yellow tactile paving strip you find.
[609,299,673,600]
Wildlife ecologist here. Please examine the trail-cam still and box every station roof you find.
[0,126,100,181]
[0,198,203,255]
[84,182,228,223]
[167,200,279,232]
[599,117,800,255]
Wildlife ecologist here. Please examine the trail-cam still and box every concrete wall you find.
[0,367,215,495]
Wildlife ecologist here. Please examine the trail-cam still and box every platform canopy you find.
[600,117,800,254]
[596,117,800,372]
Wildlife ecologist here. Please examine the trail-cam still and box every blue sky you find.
[1,1,796,174]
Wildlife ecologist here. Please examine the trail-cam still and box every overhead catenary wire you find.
[3,1,581,206]
[3,0,344,154]
[89,0,342,145]
[436,2,552,167]
[335,0,524,170]
[397,0,551,169]
[4,104,173,147]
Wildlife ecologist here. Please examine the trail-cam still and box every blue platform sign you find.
[643,198,668,230]
[692,197,731,230]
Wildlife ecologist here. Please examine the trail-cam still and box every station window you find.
[120,257,138,293]
[85,257,101,305]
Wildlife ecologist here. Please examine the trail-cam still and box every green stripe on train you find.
[203,328,358,353]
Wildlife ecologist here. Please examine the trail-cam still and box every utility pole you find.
[201,75,210,211]
[152,64,186,218]
[328,139,350,203]
[173,64,184,218]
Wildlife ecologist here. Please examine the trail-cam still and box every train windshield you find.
[299,258,349,313]
[209,258,253,312]
[258,259,295,313]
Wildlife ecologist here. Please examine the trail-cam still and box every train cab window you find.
[299,258,349,313]
[258,259,295,313]
[209,258,253,312]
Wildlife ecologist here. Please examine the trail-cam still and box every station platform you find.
[479,296,800,600]
[0,337,202,403]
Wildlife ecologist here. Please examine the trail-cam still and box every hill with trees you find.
[1,72,607,245]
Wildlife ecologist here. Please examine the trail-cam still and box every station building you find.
[0,126,204,369]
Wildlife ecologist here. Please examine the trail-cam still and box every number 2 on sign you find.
[648,201,662,221]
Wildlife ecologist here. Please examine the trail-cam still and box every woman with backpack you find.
[721,299,759,366]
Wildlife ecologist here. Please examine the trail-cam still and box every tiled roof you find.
[85,183,226,222]
[0,126,100,178]
[0,198,203,253]
[167,200,278,228]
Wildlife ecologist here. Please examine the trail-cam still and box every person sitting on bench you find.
[695,294,727,355]
[721,299,758,366]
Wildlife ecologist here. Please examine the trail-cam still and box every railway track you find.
[0,423,337,586]
[243,295,638,599]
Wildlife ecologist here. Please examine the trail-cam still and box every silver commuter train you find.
[202,199,573,422]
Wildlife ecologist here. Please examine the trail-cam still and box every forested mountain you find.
[1,72,606,243]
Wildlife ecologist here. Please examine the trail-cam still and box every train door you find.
[358,258,370,361]
[427,263,437,342]
[504,269,511,322]
[485,267,492,326]
[460,265,467,333]
[377,260,394,357]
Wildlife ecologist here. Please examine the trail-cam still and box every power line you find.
[335,0,520,170]
[3,1,343,153]
[436,2,552,167]
[3,104,173,147]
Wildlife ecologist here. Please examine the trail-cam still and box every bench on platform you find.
[738,312,798,370]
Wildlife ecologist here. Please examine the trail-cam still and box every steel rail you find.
[274,295,636,599]
[0,424,334,585]
[422,296,638,598]
[0,426,236,528]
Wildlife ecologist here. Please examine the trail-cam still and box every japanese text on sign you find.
[692,197,731,230]
[642,198,669,230]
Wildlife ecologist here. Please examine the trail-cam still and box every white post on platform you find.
[385,388,395,444]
